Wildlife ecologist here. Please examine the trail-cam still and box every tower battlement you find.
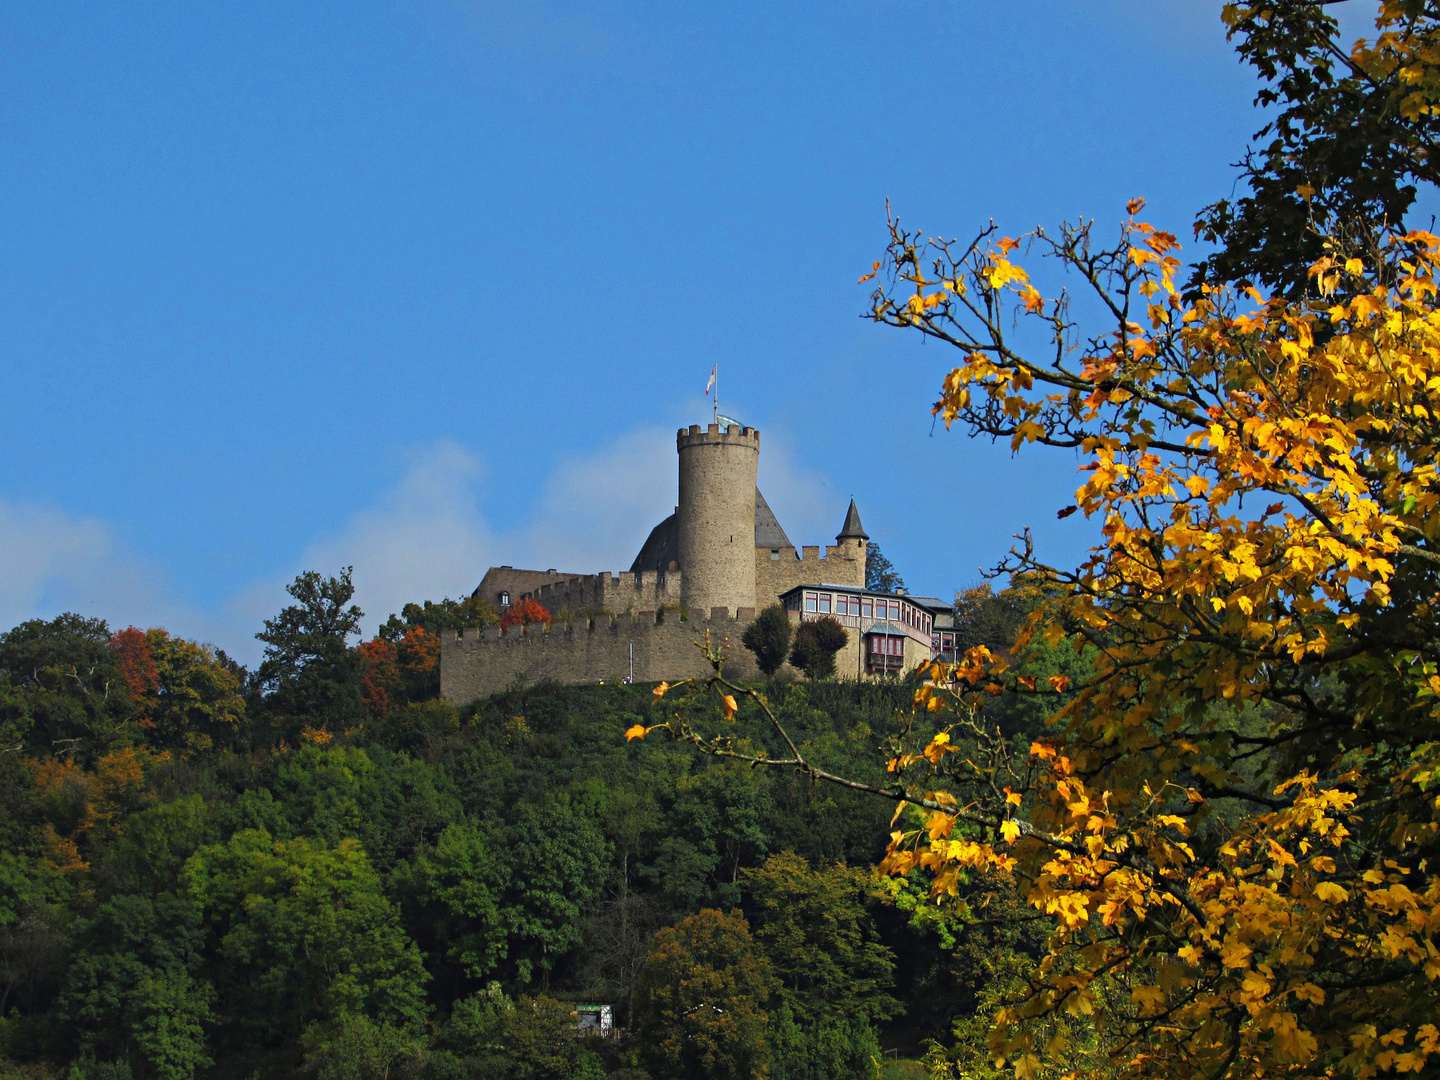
[677,423,760,449]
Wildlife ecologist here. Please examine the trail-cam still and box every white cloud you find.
[0,499,193,637]
[0,423,856,665]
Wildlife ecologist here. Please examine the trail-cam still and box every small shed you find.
[575,1003,613,1037]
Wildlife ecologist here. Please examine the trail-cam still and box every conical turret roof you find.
[837,499,868,541]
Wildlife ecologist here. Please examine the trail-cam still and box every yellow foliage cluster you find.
[857,200,1440,1080]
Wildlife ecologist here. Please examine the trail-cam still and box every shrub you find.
[741,606,792,676]
[788,618,847,680]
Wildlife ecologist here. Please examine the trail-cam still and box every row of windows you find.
[933,632,958,653]
[798,591,932,635]
[870,635,904,656]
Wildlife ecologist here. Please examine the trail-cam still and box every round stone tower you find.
[677,423,759,616]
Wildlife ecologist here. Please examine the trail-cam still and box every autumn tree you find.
[632,908,778,1080]
[500,597,551,635]
[640,200,1440,1079]
[741,605,793,676]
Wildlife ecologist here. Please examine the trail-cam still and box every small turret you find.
[837,499,868,542]
[837,498,868,582]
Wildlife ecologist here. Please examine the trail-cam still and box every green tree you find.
[788,618,847,680]
[865,542,905,594]
[182,829,428,1040]
[740,851,896,1026]
[432,984,583,1080]
[302,1014,423,1080]
[57,893,210,1075]
[1195,1,1440,298]
[377,596,499,643]
[741,605,792,676]
[0,614,130,759]
[142,630,246,756]
[254,569,365,735]
[632,908,778,1080]
[413,824,506,981]
[126,970,214,1080]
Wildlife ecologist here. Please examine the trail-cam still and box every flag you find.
[705,366,716,396]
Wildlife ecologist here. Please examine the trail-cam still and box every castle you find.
[440,423,955,703]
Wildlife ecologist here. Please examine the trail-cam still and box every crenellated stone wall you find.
[754,541,865,607]
[520,569,683,618]
[441,608,760,704]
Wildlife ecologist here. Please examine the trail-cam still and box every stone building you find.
[440,422,944,703]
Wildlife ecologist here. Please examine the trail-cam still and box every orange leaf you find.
[624,724,647,741]
[722,694,738,719]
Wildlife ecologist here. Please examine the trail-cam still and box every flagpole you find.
[714,365,718,425]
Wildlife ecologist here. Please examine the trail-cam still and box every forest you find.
[0,569,1060,1080]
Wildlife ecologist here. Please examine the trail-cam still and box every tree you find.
[143,630,246,755]
[864,204,1440,1076]
[182,829,429,1040]
[1195,2,1440,298]
[642,203,1440,1079]
[0,613,130,758]
[632,908,778,1080]
[788,618,847,680]
[741,605,792,676]
[500,598,551,635]
[377,595,499,643]
[865,542,905,593]
[740,851,896,1026]
[254,569,365,735]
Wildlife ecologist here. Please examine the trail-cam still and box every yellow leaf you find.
[721,694,738,719]
[652,681,669,699]
[1131,985,1165,1014]
[624,724,647,741]
[1314,881,1349,904]
[1000,820,1021,843]
[1005,787,1023,806]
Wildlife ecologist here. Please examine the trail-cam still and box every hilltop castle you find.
[440,423,954,703]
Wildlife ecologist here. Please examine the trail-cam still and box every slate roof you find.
[754,489,793,549]
[629,489,794,573]
[837,499,868,540]
[630,512,679,573]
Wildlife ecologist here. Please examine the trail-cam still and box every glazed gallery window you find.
[870,635,903,656]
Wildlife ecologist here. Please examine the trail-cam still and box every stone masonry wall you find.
[441,608,760,705]
[520,570,683,618]
[677,425,759,616]
[754,541,865,607]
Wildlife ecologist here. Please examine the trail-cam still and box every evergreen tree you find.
[865,543,904,594]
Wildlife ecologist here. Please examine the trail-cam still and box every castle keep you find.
[441,423,948,703]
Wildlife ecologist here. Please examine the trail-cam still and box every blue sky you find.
[0,1,1369,662]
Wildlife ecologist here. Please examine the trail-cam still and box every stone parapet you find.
[440,609,761,705]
